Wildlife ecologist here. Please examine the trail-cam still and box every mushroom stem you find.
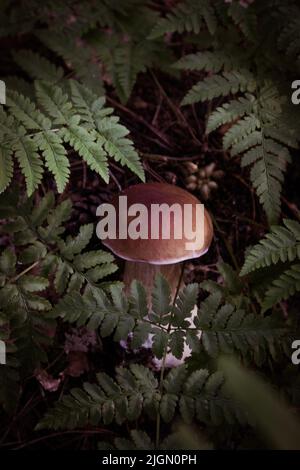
[123,261,183,303]
[123,260,199,369]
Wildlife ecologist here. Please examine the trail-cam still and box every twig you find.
[141,152,203,162]
[106,96,173,149]
[282,197,300,222]
[211,214,239,271]
[151,71,202,146]
[10,261,40,283]
[109,169,122,191]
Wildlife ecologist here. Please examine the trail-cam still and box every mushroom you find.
[100,182,213,366]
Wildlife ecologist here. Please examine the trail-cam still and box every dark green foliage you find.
[51,274,287,362]
[36,364,245,430]
[0,0,300,451]
[0,191,117,411]
[1,78,144,195]
[241,219,300,311]
[174,1,300,224]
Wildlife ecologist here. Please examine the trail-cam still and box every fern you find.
[241,219,300,311]
[111,430,154,451]
[0,190,118,411]
[173,1,300,225]
[98,427,210,450]
[262,264,300,311]
[36,30,105,95]
[278,14,300,71]
[180,59,298,223]
[0,145,14,193]
[51,274,287,363]
[87,8,175,103]
[241,219,300,275]
[13,50,64,84]
[0,243,52,395]
[36,364,245,430]
[149,0,218,38]
[196,292,286,360]
[174,51,242,73]
[182,70,256,106]
[226,2,258,41]
[1,76,144,194]
[207,95,256,133]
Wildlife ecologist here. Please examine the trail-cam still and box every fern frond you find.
[0,145,13,193]
[34,131,70,193]
[62,125,109,182]
[0,250,52,375]
[6,91,51,130]
[278,16,300,68]
[196,293,286,359]
[262,264,300,311]
[113,42,148,102]
[96,116,145,181]
[36,364,244,430]
[151,274,171,319]
[36,364,158,430]
[13,134,43,197]
[37,30,104,95]
[174,51,237,73]
[241,219,300,275]
[70,81,109,126]
[227,2,257,41]
[12,50,64,83]
[70,80,138,178]
[52,272,287,363]
[0,189,119,411]
[182,70,255,105]
[35,81,75,125]
[149,0,217,38]
[203,80,294,223]
[207,95,256,133]
[1,77,144,194]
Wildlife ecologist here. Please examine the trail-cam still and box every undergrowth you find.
[1,0,300,450]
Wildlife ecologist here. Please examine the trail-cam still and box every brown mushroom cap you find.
[102,182,213,265]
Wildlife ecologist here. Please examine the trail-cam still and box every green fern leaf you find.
[0,145,13,193]
[152,329,168,358]
[70,81,108,126]
[129,280,148,319]
[6,91,51,130]
[73,251,115,271]
[129,430,154,450]
[174,51,237,73]
[262,264,300,311]
[169,330,185,359]
[62,125,109,182]
[197,294,286,359]
[182,70,255,105]
[149,0,217,38]
[37,30,104,95]
[35,81,74,125]
[34,130,70,193]
[203,78,294,224]
[207,95,256,133]
[59,224,94,260]
[13,50,64,82]
[96,117,145,181]
[30,191,55,226]
[240,219,300,275]
[13,134,43,196]
[151,274,171,318]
